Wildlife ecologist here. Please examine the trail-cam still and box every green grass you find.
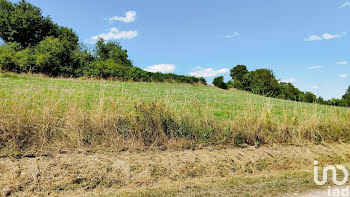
[0,73,349,151]
[1,73,347,120]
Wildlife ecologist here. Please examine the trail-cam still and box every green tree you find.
[342,86,350,100]
[278,82,303,101]
[249,69,279,96]
[316,96,325,104]
[304,92,316,103]
[213,76,227,89]
[95,38,133,67]
[230,65,248,82]
[0,0,56,48]
[342,86,350,106]
[53,26,79,51]
[226,80,234,89]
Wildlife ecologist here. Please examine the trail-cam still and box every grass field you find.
[1,73,350,196]
[0,73,349,152]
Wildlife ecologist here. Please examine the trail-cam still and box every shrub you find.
[17,47,36,72]
[213,76,228,89]
[0,43,21,72]
[80,58,206,84]
[35,37,80,76]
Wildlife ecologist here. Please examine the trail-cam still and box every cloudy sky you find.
[14,0,350,99]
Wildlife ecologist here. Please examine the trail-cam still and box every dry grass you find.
[0,73,349,153]
[0,73,350,196]
[1,143,350,196]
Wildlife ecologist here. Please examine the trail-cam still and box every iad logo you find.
[314,161,349,186]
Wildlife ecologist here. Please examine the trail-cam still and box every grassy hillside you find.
[1,73,350,196]
[0,73,349,152]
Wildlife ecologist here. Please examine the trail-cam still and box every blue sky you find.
[11,0,350,99]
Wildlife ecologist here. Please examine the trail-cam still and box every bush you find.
[80,58,206,84]
[35,37,84,76]
[213,76,228,89]
[17,47,36,72]
[0,43,21,72]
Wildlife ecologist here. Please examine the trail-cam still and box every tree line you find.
[213,65,350,107]
[0,0,206,84]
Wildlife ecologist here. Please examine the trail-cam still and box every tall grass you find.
[0,73,349,152]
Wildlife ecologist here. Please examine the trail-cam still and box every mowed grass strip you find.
[113,170,315,197]
[2,143,350,197]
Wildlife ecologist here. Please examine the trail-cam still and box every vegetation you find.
[1,0,347,105]
[0,1,349,197]
[213,65,350,107]
[0,0,206,84]
[0,73,349,152]
[212,76,227,89]
[2,140,350,196]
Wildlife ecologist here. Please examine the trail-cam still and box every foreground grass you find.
[1,73,349,196]
[2,143,350,196]
[0,144,350,197]
[0,73,349,152]
[115,171,315,197]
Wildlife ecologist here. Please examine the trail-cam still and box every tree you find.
[230,65,248,82]
[304,92,316,103]
[226,80,234,89]
[213,76,227,89]
[95,38,133,67]
[0,0,56,48]
[53,26,79,51]
[278,82,303,101]
[342,86,350,100]
[342,86,350,106]
[316,96,325,104]
[249,69,280,96]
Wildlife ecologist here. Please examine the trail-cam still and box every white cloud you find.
[322,33,344,39]
[144,64,176,73]
[88,27,138,43]
[281,78,296,83]
[188,67,229,77]
[224,32,239,39]
[109,11,136,23]
[336,61,348,65]
[311,85,319,89]
[308,65,323,70]
[304,35,322,41]
[340,2,350,8]
[339,74,348,78]
[304,32,346,41]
